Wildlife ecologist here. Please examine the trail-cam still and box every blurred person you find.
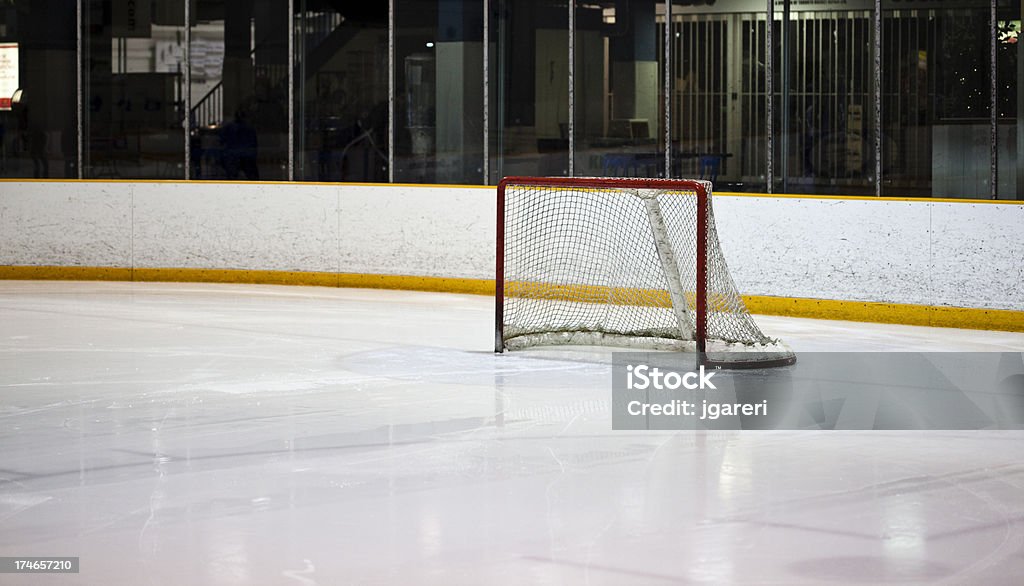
[220,109,259,180]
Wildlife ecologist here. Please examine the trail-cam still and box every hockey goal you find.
[495,176,795,368]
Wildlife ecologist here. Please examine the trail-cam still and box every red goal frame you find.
[495,176,710,355]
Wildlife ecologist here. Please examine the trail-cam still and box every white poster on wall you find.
[0,43,17,111]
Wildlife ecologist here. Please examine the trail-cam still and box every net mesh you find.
[501,179,780,353]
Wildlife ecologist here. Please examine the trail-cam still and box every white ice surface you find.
[1,281,1023,585]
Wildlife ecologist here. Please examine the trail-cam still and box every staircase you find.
[190,10,351,128]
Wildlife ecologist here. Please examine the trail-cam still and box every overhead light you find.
[425,42,434,48]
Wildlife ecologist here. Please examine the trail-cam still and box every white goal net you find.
[496,177,795,368]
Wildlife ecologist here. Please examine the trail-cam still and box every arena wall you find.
[1,180,1022,329]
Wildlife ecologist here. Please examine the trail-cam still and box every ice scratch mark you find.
[282,559,318,585]
[0,494,52,522]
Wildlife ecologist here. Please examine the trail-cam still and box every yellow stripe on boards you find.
[0,266,134,281]
[335,273,493,295]
[0,266,494,296]
[133,268,340,288]
[743,295,1024,332]
[506,281,674,307]
[1,265,1022,332]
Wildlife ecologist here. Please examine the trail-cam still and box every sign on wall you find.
[112,0,153,39]
[0,43,17,111]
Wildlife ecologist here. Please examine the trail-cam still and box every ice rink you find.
[2,280,1024,584]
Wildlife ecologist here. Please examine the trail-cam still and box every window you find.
[0,0,77,179]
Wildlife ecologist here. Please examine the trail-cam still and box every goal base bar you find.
[701,352,797,370]
[500,331,796,369]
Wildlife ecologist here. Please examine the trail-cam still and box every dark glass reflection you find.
[0,0,77,179]
[395,0,484,184]
[189,0,288,181]
[84,0,186,179]
[296,1,388,182]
